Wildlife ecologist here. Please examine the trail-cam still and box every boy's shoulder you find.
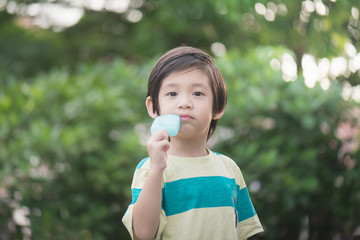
[211,150,236,164]
[135,157,150,170]
[210,150,234,162]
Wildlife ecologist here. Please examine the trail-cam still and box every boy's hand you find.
[146,129,170,171]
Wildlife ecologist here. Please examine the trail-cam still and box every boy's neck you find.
[167,136,208,157]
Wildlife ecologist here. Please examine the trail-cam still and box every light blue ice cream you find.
[151,114,180,136]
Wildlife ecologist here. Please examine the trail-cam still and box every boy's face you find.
[147,69,223,139]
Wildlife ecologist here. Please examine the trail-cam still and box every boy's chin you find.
[176,129,208,140]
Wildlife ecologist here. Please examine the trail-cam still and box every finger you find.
[151,129,170,141]
[157,138,170,152]
[147,136,170,152]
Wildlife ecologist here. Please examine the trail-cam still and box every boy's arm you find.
[132,130,170,240]
[132,168,163,240]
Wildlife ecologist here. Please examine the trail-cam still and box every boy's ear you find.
[146,96,159,119]
[213,109,225,120]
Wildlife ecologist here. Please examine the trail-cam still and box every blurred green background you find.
[1,0,360,239]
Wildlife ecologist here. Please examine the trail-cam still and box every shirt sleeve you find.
[122,158,167,240]
[230,158,264,239]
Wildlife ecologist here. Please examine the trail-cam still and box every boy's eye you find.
[167,92,177,97]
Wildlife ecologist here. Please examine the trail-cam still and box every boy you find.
[122,46,263,240]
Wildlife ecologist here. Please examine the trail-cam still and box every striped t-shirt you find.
[122,150,263,240]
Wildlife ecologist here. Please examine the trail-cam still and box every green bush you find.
[0,60,150,239]
[0,47,359,239]
[215,47,360,239]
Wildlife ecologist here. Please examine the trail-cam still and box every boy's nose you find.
[177,95,193,109]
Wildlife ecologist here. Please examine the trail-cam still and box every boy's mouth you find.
[179,114,193,120]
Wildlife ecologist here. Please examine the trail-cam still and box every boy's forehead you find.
[161,69,210,86]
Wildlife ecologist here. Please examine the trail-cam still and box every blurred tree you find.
[1,0,360,239]
[215,47,360,239]
[1,47,359,239]
[0,60,151,239]
[0,0,359,83]
[0,10,68,79]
